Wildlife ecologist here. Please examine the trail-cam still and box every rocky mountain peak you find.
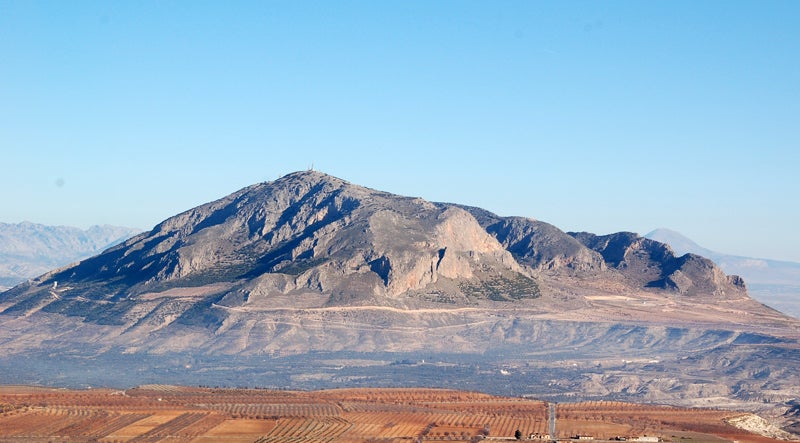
[2,171,541,317]
[0,171,753,338]
[483,217,606,273]
[570,231,746,297]
[0,172,796,418]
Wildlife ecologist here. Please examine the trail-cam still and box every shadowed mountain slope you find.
[1,171,750,328]
[1,171,541,326]
[0,171,798,425]
[571,231,746,297]
[646,228,800,318]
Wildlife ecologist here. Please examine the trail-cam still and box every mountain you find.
[0,171,798,433]
[0,222,142,290]
[0,171,752,331]
[3,172,537,312]
[644,228,715,258]
[646,228,800,318]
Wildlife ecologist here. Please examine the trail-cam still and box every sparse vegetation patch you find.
[460,273,541,301]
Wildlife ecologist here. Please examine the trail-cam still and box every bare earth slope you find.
[0,171,798,435]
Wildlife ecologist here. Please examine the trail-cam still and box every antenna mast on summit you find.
[308,162,315,171]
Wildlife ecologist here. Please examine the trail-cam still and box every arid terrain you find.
[0,385,792,443]
[1,171,799,437]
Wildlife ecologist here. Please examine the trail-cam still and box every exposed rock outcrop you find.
[483,217,606,273]
[570,231,747,297]
[0,171,797,418]
[0,171,539,320]
[0,173,768,347]
[0,171,753,327]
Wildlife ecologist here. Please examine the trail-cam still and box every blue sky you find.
[2,1,799,262]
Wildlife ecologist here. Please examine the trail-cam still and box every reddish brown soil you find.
[0,386,786,442]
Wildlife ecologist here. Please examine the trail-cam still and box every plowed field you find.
[0,386,783,442]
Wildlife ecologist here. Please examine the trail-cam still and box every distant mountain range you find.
[0,222,141,290]
[0,171,798,434]
[646,228,800,318]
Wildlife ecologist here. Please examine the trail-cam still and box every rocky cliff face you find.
[0,171,541,324]
[2,171,750,323]
[646,228,800,319]
[1,171,752,323]
[571,231,746,297]
[460,206,747,299]
[1,171,798,425]
[458,209,606,273]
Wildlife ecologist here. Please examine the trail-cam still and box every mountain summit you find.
[2,171,747,323]
[1,171,798,419]
[3,171,536,312]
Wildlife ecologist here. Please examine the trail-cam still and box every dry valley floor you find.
[0,385,793,443]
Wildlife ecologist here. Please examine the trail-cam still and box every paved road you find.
[549,402,556,439]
